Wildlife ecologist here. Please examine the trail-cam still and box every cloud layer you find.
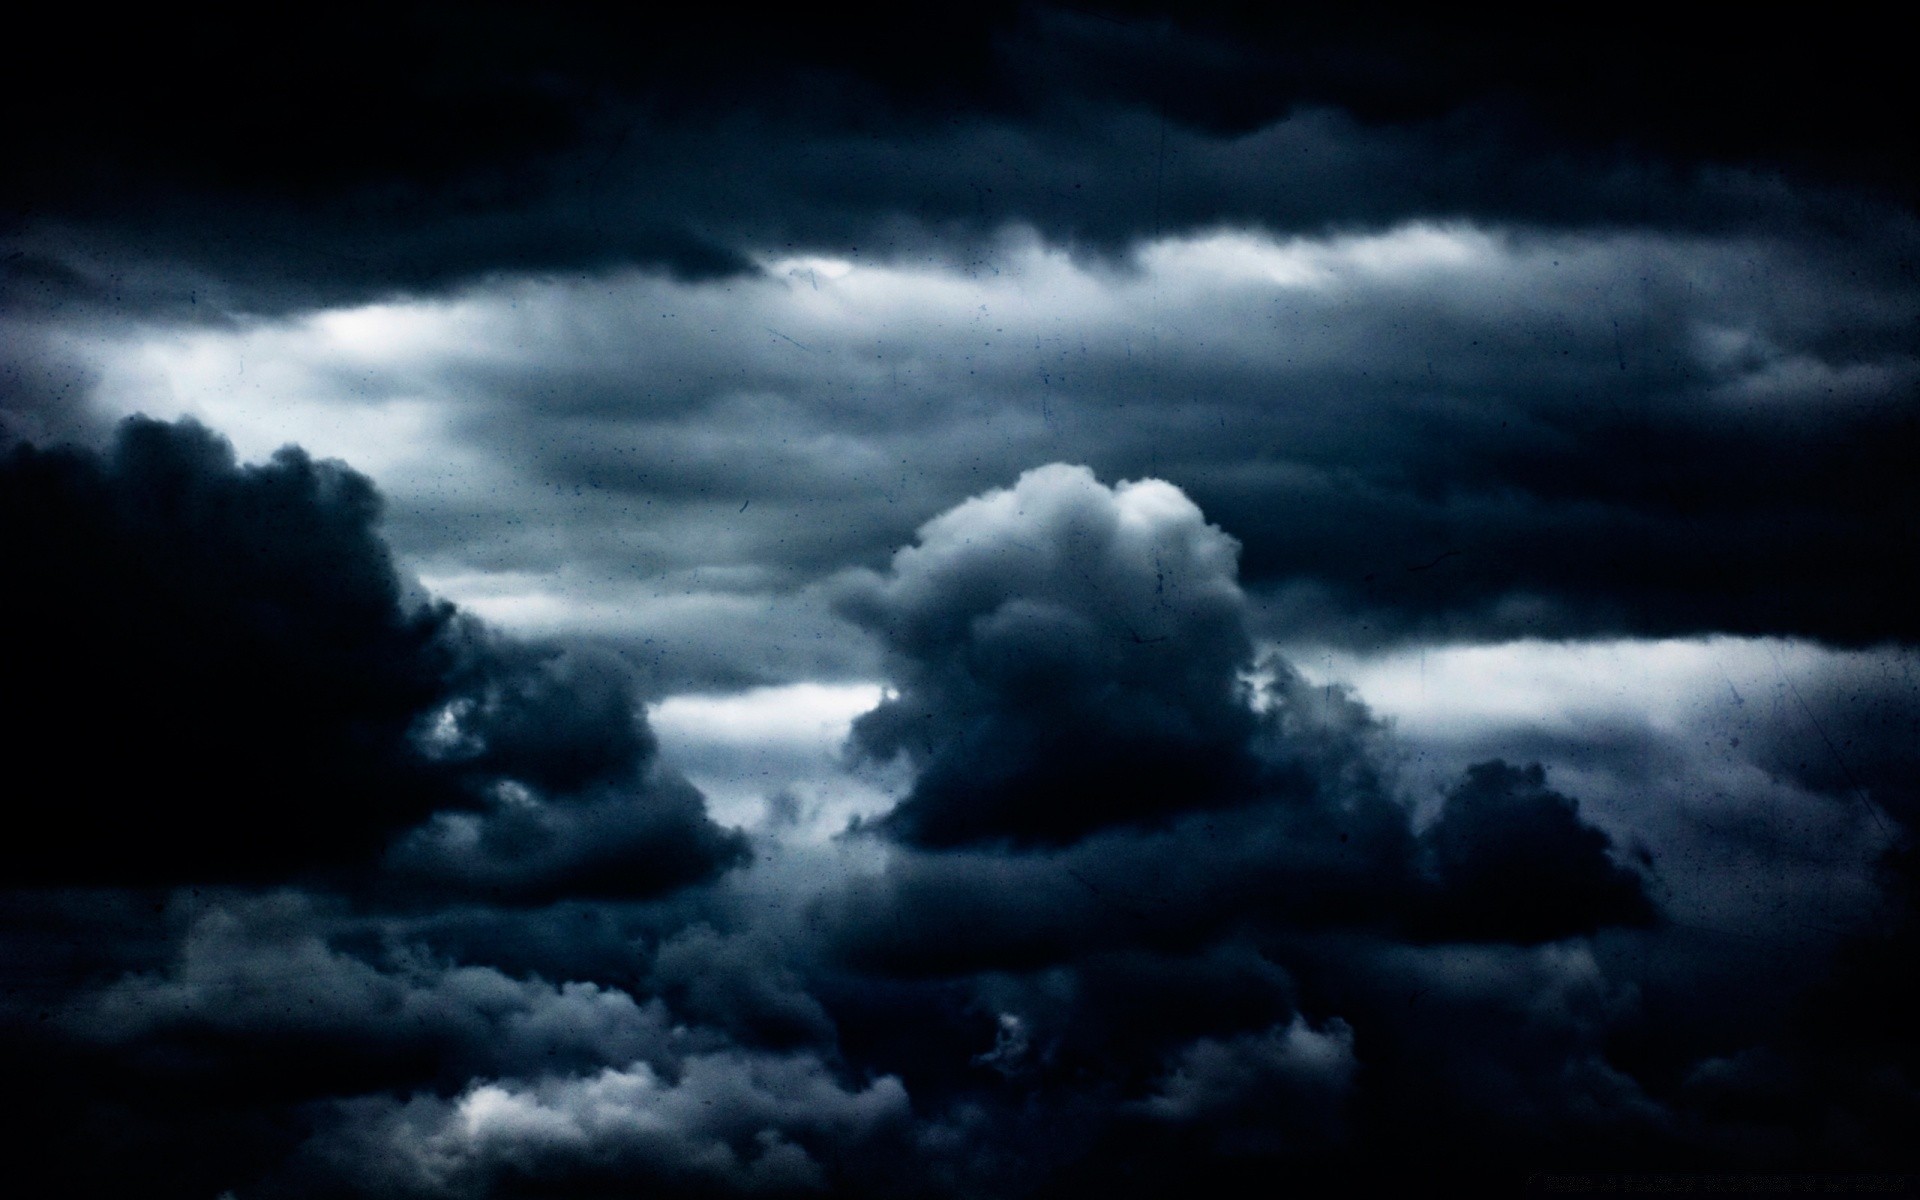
[1,9,1913,1197]
[2,445,1914,1198]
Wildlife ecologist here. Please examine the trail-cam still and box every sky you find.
[2,6,1916,1197]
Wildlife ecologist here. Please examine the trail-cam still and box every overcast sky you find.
[3,6,1915,1197]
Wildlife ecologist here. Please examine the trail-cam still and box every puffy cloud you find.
[384,760,747,907]
[837,463,1261,846]
[4,435,1911,1197]
[647,923,838,1050]
[1137,1015,1358,1150]
[833,464,1652,950]
[1415,761,1658,943]
[0,416,462,884]
[68,893,682,1091]
[0,415,743,896]
[794,467,1669,1189]
[304,1050,912,1198]
[1,5,1914,1189]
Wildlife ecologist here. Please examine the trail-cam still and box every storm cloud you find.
[0,415,743,895]
[57,219,1912,705]
[2,6,1915,1198]
[7,5,1912,321]
[1,436,1911,1199]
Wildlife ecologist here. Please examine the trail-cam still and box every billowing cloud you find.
[69,893,681,1091]
[5,451,1916,1198]
[68,221,1915,690]
[837,463,1260,845]
[1136,1015,1357,1147]
[0,415,742,895]
[302,1050,912,1199]
[1415,761,1657,943]
[1,9,1913,1195]
[833,465,1652,948]
[784,468,1671,1190]
[2,416,461,883]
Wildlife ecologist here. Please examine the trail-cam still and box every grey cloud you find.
[301,1048,912,1199]
[0,414,744,899]
[828,467,1651,951]
[172,221,1913,687]
[1734,651,1920,830]
[3,11,1914,1181]
[8,442,1916,1197]
[383,768,747,907]
[1,415,465,885]
[1414,761,1658,944]
[431,637,658,794]
[774,467,1679,1189]
[387,635,750,905]
[0,317,106,446]
[1135,1015,1357,1153]
[836,462,1261,846]
[0,4,1913,1190]
[69,893,682,1089]
[647,924,837,1051]
[7,5,1910,334]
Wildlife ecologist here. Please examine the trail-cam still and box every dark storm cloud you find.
[835,463,1262,846]
[831,464,1649,935]
[5,4,1912,325]
[0,415,741,895]
[1733,649,1920,830]
[1701,654,1920,1160]
[1293,638,1920,1175]
[770,468,1920,1190]
[6,5,1911,690]
[384,769,745,906]
[1414,761,1657,943]
[14,888,890,1200]
[22,0,1907,674]
[297,1048,914,1200]
[817,466,1655,1000]
[64,892,682,1091]
[0,417,742,1195]
[6,454,1917,1198]
[1,416,457,883]
[214,219,1910,682]
[134,464,1678,1199]
[0,316,101,445]
[3,4,1916,1186]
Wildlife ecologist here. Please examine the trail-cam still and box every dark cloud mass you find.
[0,415,742,894]
[1415,761,1658,943]
[4,3,1913,324]
[837,464,1262,846]
[2,6,1916,1199]
[0,436,1913,1198]
[2,416,457,883]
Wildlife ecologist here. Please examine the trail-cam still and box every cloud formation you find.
[2,447,1914,1198]
[67,221,1914,694]
[834,464,1652,943]
[1,8,1913,1195]
[785,468,1673,1192]
[838,463,1260,845]
[7,5,1911,324]
[306,1050,911,1199]
[0,415,743,895]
